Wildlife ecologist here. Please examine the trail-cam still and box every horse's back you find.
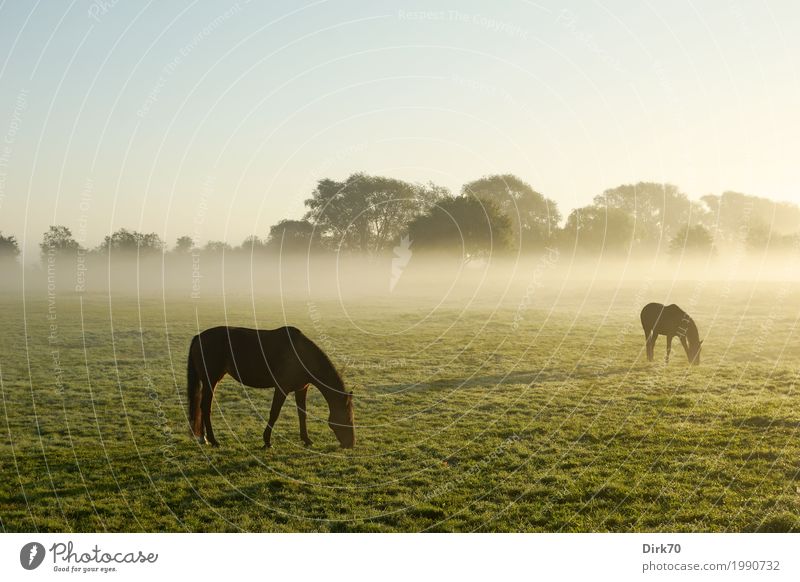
[191,325,313,386]
[196,325,301,345]
[640,303,688,335]
[663,304,687,321]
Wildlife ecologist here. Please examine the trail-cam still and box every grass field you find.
[2,269,800,532]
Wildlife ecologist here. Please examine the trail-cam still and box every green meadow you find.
[1,271,799,532]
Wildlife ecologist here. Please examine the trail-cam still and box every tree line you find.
[2,173,799,262]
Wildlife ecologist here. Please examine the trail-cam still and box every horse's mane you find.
[291,328,346,397]
[685,317,700,345]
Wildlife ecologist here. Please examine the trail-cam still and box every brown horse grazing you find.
[187,326,355,448]
[640,303,703,365]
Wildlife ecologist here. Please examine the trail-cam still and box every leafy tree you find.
[462,174,560,250]
[40,226,81,258]
[239,235,267,253]
[173,235,195,253]
[408,196,511,259]
[99,229,164,254]
[669,224,714,256]
[203,241,232,254]
[102,229,140,253]
[304,174,446,253]
[138,233,163,252]
[597,182,701,247]
[559,206,634,253]
[745,222,798,253]
[702,191,800,244]
[0,232,20,258]
[266,220,318,253]
[744,222,771,252]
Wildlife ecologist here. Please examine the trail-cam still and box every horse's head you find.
[690,340,703,366]
[329,390,355,448]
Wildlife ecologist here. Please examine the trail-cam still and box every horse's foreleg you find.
[295,386,312,446]
[201,382,219,447]
[263,389,287,449]
[665,335,673,364]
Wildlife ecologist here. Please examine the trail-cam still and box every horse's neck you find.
[299,337,345,407]
[315,367,345,408]
[685,319,699,343]
[318,384,346,413]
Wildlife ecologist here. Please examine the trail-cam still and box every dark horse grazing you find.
[640,303,703,365]
[187,326,354,448]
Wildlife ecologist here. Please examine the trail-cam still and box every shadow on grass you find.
[375,364,656,393]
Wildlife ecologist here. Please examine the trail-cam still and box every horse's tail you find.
[187,335,202,436]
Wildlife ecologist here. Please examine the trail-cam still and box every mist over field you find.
[4,248,800,299]
[2,250,800,532]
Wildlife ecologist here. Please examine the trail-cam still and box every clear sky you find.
[1,0,798,257]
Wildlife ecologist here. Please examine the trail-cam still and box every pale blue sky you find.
[1,0,798,257]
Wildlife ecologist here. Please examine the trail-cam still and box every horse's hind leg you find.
[263,388,287,449]
[191,384,204,440]
[645,332,655,362]
[201,381,219,447]
[295,386,312,447]
[665,335,673,364]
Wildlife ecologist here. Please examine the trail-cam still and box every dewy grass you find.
[1,282,799,532]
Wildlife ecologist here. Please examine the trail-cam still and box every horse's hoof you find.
[209,441,220,448]
[303,440,313,447]
[197,436,207,445]
[263,443,272,449]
